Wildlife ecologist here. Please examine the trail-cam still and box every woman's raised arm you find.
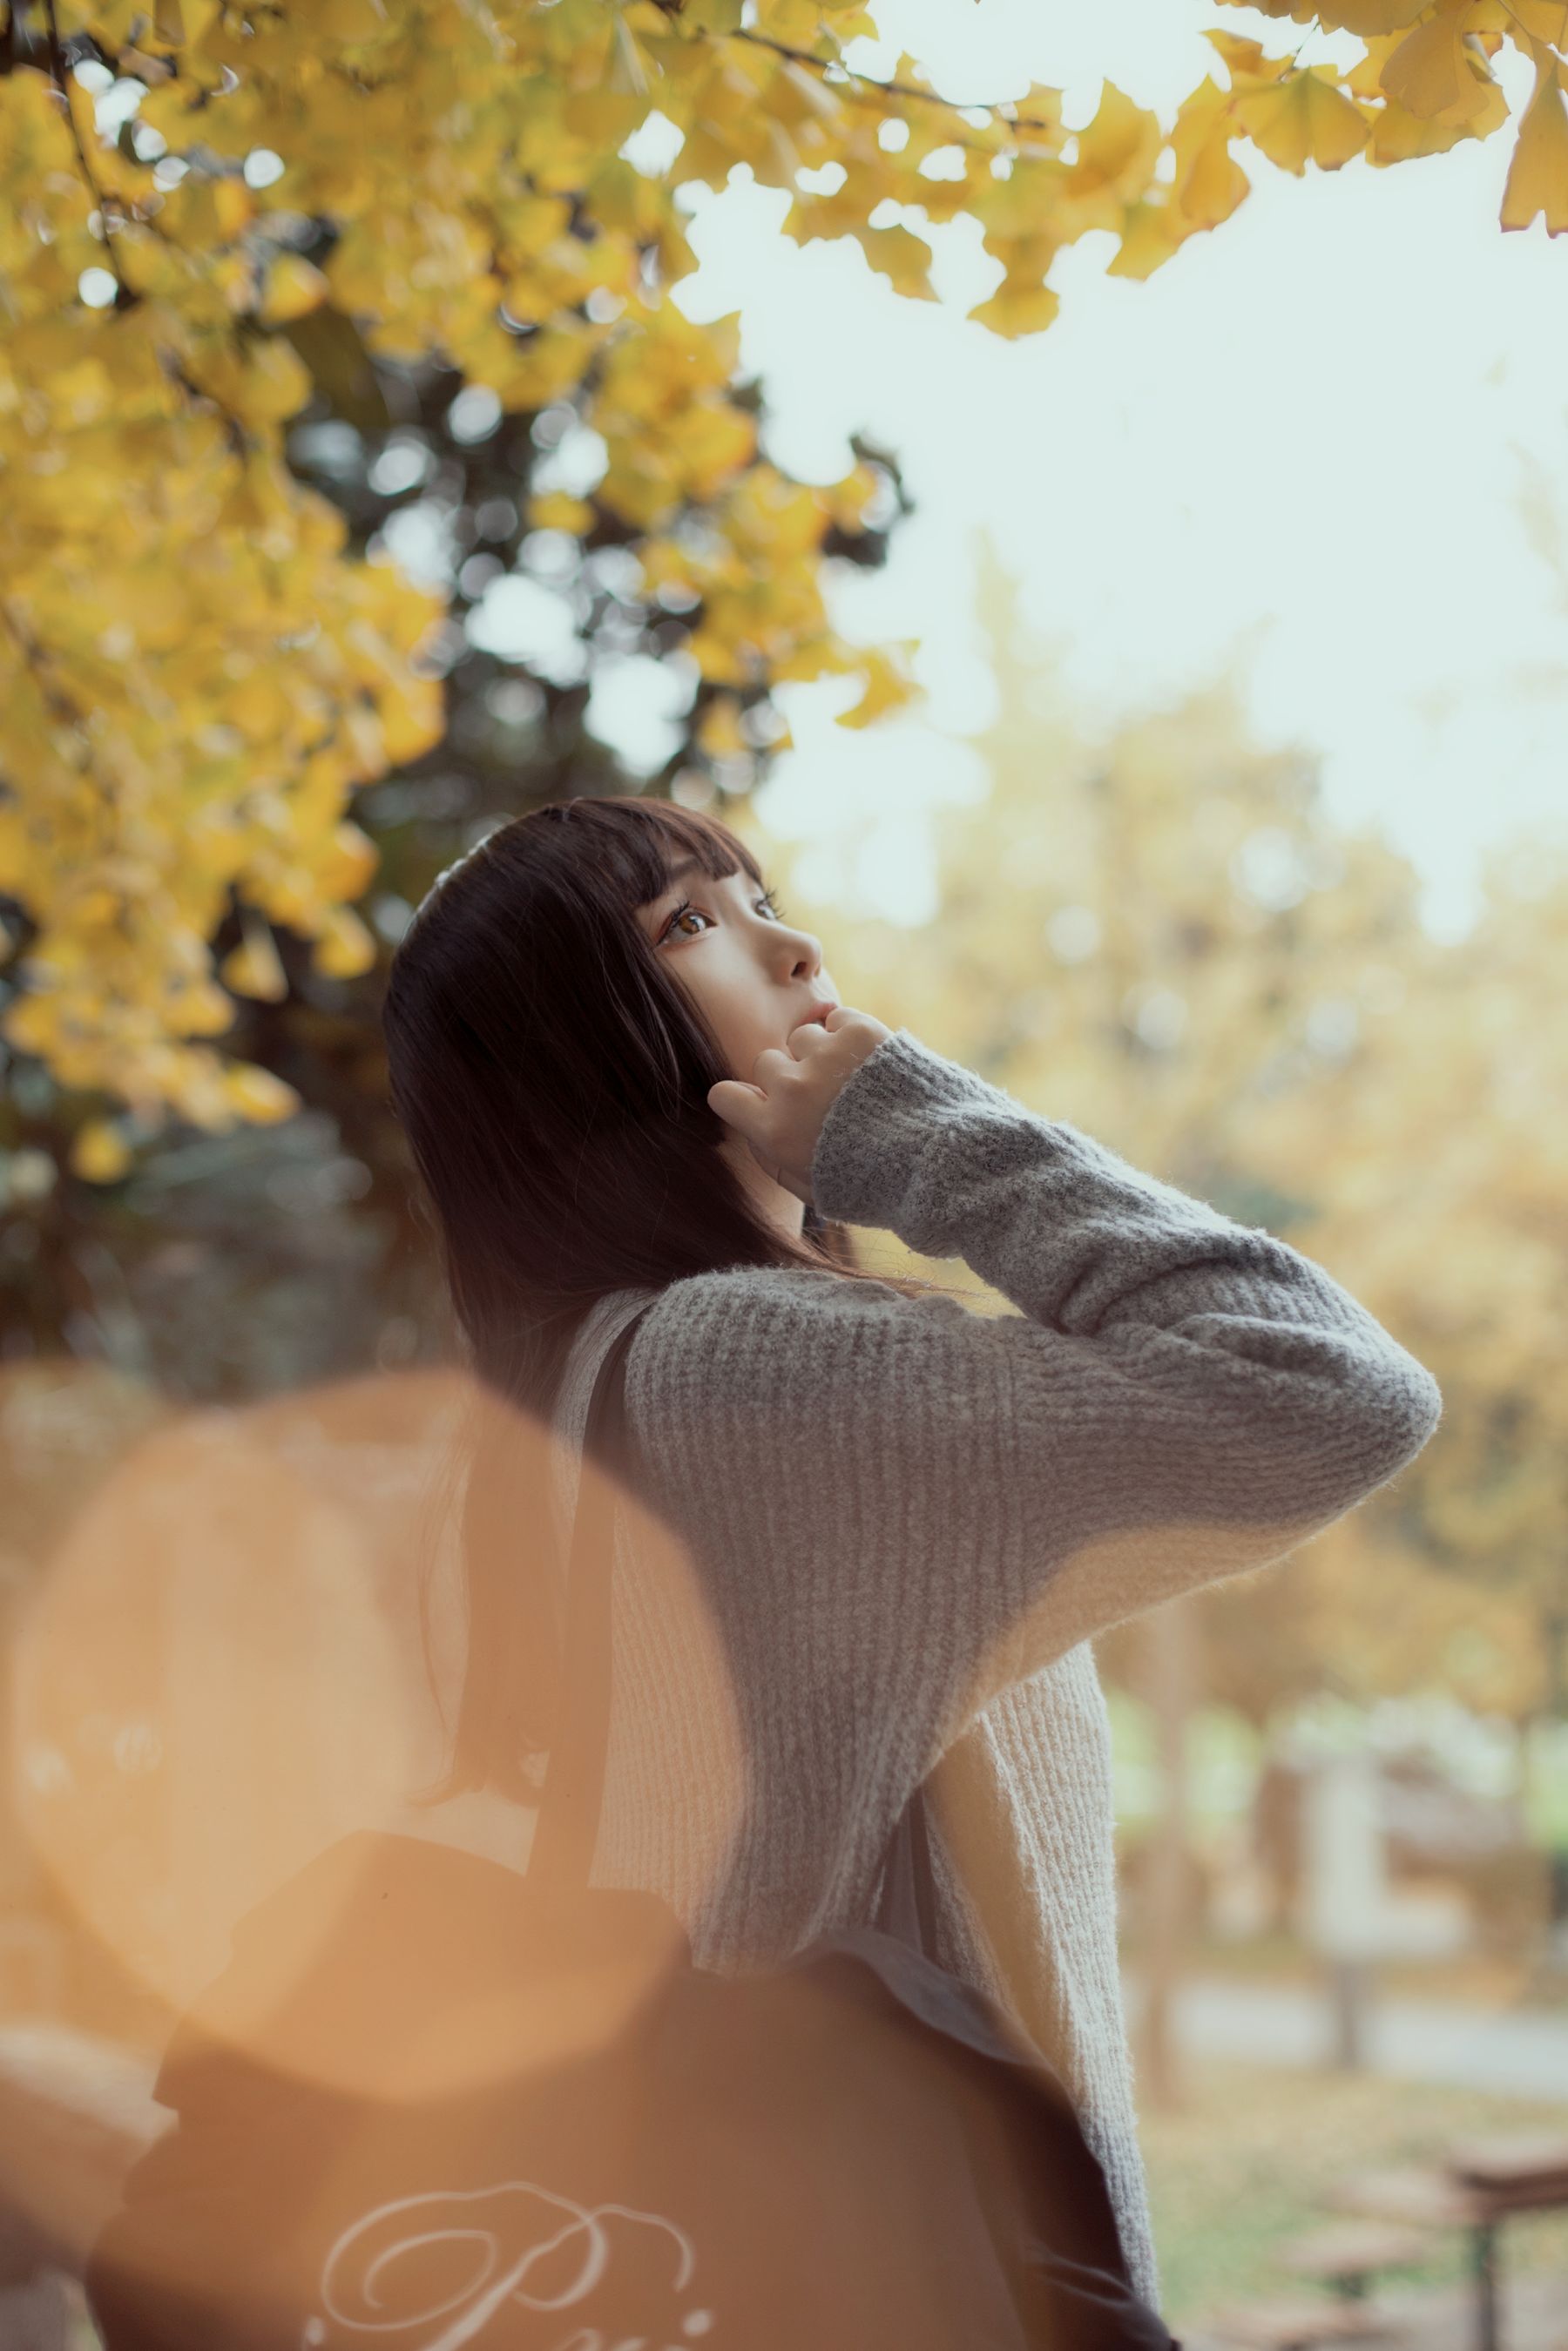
[639,1027,1442,1733]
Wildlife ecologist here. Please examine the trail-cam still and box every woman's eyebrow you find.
[639,858,704,932]
[648,858,756,910]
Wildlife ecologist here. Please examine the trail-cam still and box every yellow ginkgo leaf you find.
[1204,32,1290,83]
[1315,0,1428,30]
[313,906,378,980]
[967,283,1061,339]
[696,695,748,757]
[835,643,919,731]
[321,0,390,39]
[1106,200,1188,280]
[316,821,379,902]
[527,490,596,534]
[1369,79,1508,164]
[1234,68,1369,175]
[1381,3,1497,125]
[784,184,866,247]
[173,981,238,1038]
[1497,2,1568,40]
[755,0,823,37]
[499,195,573,258]
[606,14,648,98]
[71,1119,132,1184]
[1171,79,1252,230]
[213,179,255,241]
[223,1064,301,1123]
[220,922,288,1003]
[1346,33,1407,99]
[228,668,295,742]
[1184,132,1251,227]
[682,630,746,686]
[1501,41,1568,232]
[852,224,937,301]
[377,678,445,769]
[260,253,330,326]
[1064,80,1163,226]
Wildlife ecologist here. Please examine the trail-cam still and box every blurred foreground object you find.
[0,2021,161,2351]
[83,1320,1175,2351]
[0,2021,162,2268]
[84,1825,1175,2351]
[6,1355,747,2019]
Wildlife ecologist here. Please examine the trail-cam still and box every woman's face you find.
[635,858,839,1080]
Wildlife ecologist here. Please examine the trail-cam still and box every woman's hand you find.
[707,1007,893,1204]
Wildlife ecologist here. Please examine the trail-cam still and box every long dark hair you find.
[382,794,865,1798]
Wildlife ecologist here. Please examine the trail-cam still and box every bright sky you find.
[595,0,1568,936]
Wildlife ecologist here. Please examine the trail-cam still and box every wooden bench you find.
[1277,2220,1432,2302]
[1202,2295,1402,2350]
[1448,2134,1568,2203]
[1333,2137,1568,2351]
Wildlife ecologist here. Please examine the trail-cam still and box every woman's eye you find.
[658,891,781,941]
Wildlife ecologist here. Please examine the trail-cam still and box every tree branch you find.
[0,598,120,823]
[42,0,139,307]
[731,26,1064,145]
[156,346,255,463]
[1,598,88,732]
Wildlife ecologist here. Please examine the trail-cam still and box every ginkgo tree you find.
[2,0,1565,1179]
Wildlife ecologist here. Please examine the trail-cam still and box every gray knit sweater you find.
[547,1030,1443,2306]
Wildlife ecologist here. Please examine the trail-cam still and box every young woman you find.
[382,793,1443,2307]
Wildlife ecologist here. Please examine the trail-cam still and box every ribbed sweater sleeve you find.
[631,1028,1442,1743]
[818,1026,1443,1684]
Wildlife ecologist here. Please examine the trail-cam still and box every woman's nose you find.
[779,927,821,981]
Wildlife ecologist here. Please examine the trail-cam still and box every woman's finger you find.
[785,1018,835,1060]
[706,1078,767,1133]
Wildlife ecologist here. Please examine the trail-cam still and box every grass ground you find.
[1141,2059,1568,2328]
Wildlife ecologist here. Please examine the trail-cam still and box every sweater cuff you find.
[810,1028,991,1226]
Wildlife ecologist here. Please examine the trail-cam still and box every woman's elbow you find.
[1320,1350,1444,1505]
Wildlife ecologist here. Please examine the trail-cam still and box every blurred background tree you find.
[784,537,1568,2057]
[805,537,1564,1719]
